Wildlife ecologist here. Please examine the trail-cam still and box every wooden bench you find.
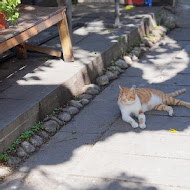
[0,5,74,62]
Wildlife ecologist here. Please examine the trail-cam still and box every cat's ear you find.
[119,85,123,90]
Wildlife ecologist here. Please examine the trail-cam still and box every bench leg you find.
[17,42,27,59]
[57,11,74,62]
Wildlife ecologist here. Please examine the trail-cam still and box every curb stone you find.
[70,100,83,109]
[50,116,64,126]
[58,112,72,122]
[16,147,28,158]
[96,75,109,86]
[105,71,118,80]
[80,99,90,105]
[29,135,43,147]
[78,94,93,100]
[7,156,21,165]
[42,120,59,133]
[37,130,49,139]
[21,141,35,153]
[63,106,79,115]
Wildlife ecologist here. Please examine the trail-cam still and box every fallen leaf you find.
[169,128,178,133]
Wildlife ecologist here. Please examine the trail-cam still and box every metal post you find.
[115,0,120,27]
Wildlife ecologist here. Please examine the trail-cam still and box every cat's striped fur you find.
[117,86,190,129]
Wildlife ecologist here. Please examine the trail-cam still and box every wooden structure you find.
[0,5,74,62]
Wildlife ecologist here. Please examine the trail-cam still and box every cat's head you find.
[118,85,136,104]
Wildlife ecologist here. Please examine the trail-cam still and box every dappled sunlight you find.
[16,59,86,86]
[93,128,190,160]
[131,37,190,84]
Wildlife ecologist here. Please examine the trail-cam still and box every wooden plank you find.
[25,44,62,57]
[16,42,27,59]
[57,11,74,62]
[0,12,63,54]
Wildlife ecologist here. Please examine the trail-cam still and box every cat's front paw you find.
[131,122,138,128]
[139,123,146,129]
[168,108,173,116]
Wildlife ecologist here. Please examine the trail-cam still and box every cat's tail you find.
[163,96,190,108]
[166,88,186,97]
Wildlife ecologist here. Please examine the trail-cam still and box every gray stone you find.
[158,25,168,34]
[105,71,118,80]
[37,130,49,139]
[58,112,72,122]
[50,116,64,126]
[70,100,83,109]
[8,156,21,165]
[159,41,166,46]
[29,135,43,147]
[82,84,100,93]
[80,99,90,105]
[132,47,141,57]
[43,115,51,122]
[123,56,133,65]
[0,166,11,177]
[151,36,161,44]
[112,70,120,76]
[142,38,154,48]
[78,94,93,100]
[21,141,35,153]
[140,43,145,47]
[63,106,79,115]
[96,75,109,86]
[163,15,176,29]
[17,147,28,158]
[84,87,99,95]
[152,29,162,38]
[107,66,117,72]
[108,66,124,73]
[115,66,125,73]
[140,47,148,55]
[115,59,129,69]
[85,88,99,95]
[42,120,59,133]
[132,55,139,61]
[108,66,124,74]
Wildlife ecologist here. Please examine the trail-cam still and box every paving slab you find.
[93,127,190,159]
[71,150,190,189]
[168,29,190,41]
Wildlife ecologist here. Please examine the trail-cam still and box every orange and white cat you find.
[117,86,190,129]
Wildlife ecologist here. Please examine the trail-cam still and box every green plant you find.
[115,36,124,42]
[31,122,42,132]
[0,122,43,163]
[133,40,142,47]
[0,0,21,25]
[110,60,115,66]
[0,152,8,162]
[52,108,62,116]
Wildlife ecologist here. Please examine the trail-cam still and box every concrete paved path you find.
[1,2,190,190]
